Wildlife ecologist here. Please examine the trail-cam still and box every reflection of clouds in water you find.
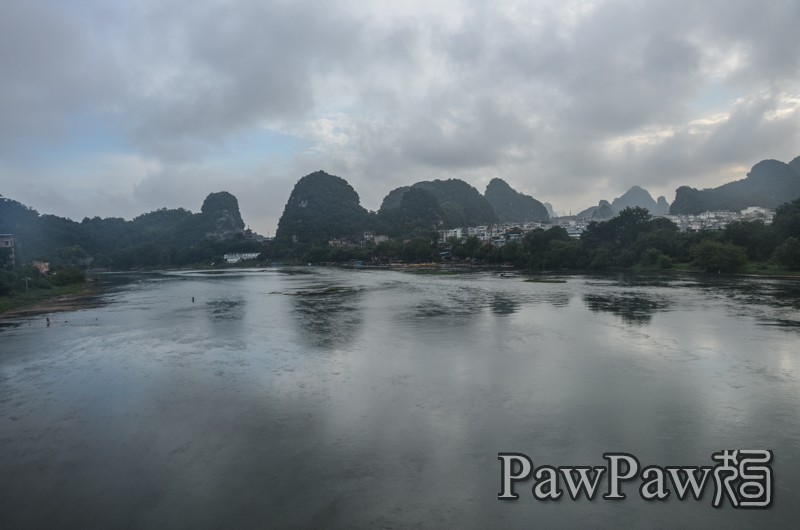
[583,293,671,325]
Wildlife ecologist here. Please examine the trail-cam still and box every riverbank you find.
[0,283,101,321]
[326,260,800,279]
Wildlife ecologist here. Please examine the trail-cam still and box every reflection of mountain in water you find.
[536,291,572,308]
[206,299,246,321]
[583,293,671,325]
[406,280,574,322]
[700,278,800,329]
[713,278,800,310]
[407,283,490,321]
[490,293,519,315]
[288,286,364,349]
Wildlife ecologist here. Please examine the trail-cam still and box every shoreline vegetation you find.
[0,282,100,321]
[0,266,99,321]
[249,195,800,277]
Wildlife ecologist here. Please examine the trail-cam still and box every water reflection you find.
[767,282,800,309]
[2,269,800,528]
[287,285,364,349]
[276,267,315,276]
[206,299,245,321]
[694,277,800,329]
[406,281,488,321]
[582,273,800,329]
[0,321,22,331]
[490,293,519,315]
[404,278,577,322]
[583,293,671,324]
[533,290,573,308]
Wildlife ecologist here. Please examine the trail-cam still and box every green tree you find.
[773,198,800,241]
[51,267,86,286]
[691,240,748,273]
[402,238,436,262]
[0,247,12,269]
[543,239,580,269]
[723,220,776,261]
[773,237,800,270]
[640,248,672,269]
[501,242,521,264]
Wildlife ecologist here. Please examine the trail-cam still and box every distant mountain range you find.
[572,155,800,219]
[0,191,248,267]
[576,186,670,220]
[484,178,550,223]
[276,173,556,242]
[670,157,800,214]
[5,153,800,267]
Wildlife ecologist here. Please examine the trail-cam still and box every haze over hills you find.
[483,178,550,223]
[611,186,669,216]
[576,186,668,220]
[0,191,250,267]
[594,200,616,221]
[4,153,800,270]
[670,157,800,214]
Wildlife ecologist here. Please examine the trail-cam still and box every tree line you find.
[273,199,800,274]
[2,196,800,278]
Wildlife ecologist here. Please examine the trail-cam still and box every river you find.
[1,268,799,528]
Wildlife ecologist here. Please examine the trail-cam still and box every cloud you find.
[124,0,366,160]
[1,0,800,230]
[0,0,126,150]
[0,153,161,221]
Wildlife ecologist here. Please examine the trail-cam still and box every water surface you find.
[1,269,799,528]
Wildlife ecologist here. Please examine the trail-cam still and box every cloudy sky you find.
[1,0,799,232]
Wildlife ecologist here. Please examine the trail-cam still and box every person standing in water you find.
[192,296,195,303]
[46,317,50,327]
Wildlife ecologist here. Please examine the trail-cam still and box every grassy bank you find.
[0,282,96,316]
